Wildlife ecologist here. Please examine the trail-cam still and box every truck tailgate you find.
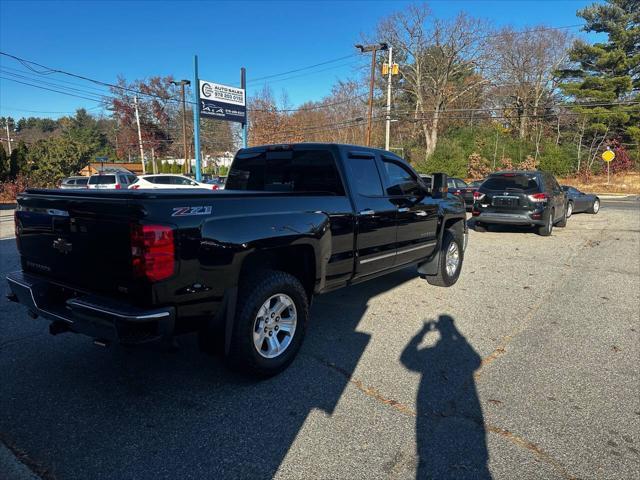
[15,193,140,296]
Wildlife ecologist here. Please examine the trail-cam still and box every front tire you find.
[426,230,463,287]
[566,201,573,218]
[556,204,568,227]
[227,270,309,377]
[588,198,600,214]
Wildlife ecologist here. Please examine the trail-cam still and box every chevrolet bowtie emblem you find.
[52,237,73,254]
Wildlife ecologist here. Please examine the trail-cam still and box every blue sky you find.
[0,0,597,120]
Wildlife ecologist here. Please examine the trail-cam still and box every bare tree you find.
[377,4,491,158]
[489,26,571,139]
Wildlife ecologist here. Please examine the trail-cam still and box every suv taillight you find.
[130,224,175,282]
[528,192,548,203]
[115,184,121,190]
[473,191,485,201]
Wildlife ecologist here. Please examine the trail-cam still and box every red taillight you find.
[211,184,218,190]
[473,191,485,201]
[528,192,548,203]
[130,224,175,282]
[115,184,121,190]
[130,184,140,189]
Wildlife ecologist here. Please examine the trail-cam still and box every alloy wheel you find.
[253,294,297,359]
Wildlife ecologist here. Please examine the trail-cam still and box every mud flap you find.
[223,286,238,356]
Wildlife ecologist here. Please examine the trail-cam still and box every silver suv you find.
[87,173,137,190]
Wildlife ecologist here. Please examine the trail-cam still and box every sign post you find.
[602,148,615,185]
[241,67,247,148]
[192,55,202,181]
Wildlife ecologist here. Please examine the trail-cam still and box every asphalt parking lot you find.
[1,197,639,480]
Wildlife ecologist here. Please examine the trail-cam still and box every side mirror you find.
[431,173,448,199]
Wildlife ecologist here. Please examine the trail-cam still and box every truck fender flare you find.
[417,213,466,277]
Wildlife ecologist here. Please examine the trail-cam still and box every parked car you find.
[129,174,214,190]
[561,186,600,217]
[7,143,467,377]
[472,170,568,236]
[87,172,137,190]
[59,176,89,189]
[206,176,226,190]
[447,177,475,210]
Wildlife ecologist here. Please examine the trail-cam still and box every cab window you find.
[382,158,422,196]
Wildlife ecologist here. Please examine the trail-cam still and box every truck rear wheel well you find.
[240,245,316,300]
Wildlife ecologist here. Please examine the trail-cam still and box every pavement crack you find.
[309,353,577,480]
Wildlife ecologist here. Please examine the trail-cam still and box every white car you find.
[129,174,215,190]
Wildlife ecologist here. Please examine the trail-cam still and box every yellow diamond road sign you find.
[602,150,615,162]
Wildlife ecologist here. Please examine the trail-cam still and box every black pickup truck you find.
[7,143,467,376]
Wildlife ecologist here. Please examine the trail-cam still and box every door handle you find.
[358,209,375,216]
[398,207,410,213]
[414,210,428,216]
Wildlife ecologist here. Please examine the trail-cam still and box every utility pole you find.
[241,67,247,148]
[385,46,393,151]
[133,95,146,174]
[356,42,388,147]
[4,119,12,155]
[171,79,192,174]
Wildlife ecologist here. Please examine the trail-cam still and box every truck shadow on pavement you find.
[401,315,491,479]
[1,240,420,480]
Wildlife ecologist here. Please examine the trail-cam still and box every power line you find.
[0,76,107,103]
[247,53,358,83]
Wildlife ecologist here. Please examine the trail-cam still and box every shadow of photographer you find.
[401,315,491,479]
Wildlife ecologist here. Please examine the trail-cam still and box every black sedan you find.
[561,186,600,217]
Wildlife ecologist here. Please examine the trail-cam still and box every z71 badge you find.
[171,206,212,217]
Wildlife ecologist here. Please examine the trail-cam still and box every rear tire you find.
[588,198,600,214]
[426,230,463,287]
[474,222,487,232]
[537,210,553,236]
[227,270,309,377]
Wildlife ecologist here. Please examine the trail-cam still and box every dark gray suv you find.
[471,171,568,236]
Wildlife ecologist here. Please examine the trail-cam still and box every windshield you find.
[482,174,539,192]
[88,175,116,185]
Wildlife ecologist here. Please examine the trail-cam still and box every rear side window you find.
[346,157,383,196]
[89,175,116,185]
[226,150,345,195]
[171,176,193,185]
[76,178,88,186]
[154,177,173,185]
[482,174,539,192]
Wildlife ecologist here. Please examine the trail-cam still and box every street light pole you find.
[356,43,388,147]
[171,79,192,174]
[4,120,12,155]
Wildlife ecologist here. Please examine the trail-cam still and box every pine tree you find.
[557,0,639,144]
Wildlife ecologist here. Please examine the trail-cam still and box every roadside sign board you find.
[602,150,615,162]
[199,80,246,124]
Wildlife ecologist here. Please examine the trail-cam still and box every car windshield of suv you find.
[483,174,539,192]
[88,175,116,185]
